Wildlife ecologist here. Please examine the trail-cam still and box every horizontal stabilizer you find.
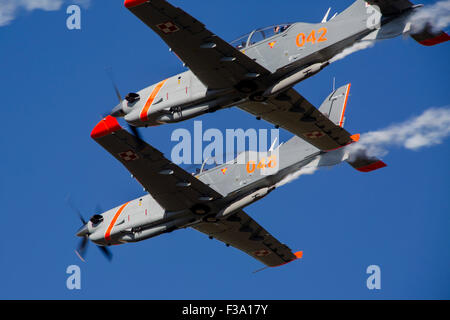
[411,26,450,46]
[346,148,387,173]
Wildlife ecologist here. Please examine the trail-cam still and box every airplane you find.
[106,0,449,153]
[76,83,387,267]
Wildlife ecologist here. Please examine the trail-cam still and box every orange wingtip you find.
[91,116,122,139]
[124,0,148,8]
[356,160,387,173]
[350,134,360,142]
[271,251,303,268]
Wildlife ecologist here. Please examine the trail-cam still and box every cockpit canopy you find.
[230,24,292,49]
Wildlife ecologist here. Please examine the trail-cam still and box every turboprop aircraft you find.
[76,83,386,267]
[107,0,448,152]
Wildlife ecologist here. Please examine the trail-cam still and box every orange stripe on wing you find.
[339,83,351,128]
[105,202,130,242]
[140,79,167,122]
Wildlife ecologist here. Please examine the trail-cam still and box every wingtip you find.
[91,116,122,139]
[124,0,148,8]
[294,251,303,259]
[350,133,360,142]
[271,251,303,268]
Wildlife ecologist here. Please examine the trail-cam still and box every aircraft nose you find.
[110,103,125,117]
[76,224,89,237]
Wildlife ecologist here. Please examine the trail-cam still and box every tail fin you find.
[336,1,449,46]
[319,83,351,128]
[333,0,371,22]
[336,0,414,18]
[317,80,387,172]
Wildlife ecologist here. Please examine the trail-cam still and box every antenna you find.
[269,137,278,152]
[333,77,336,92]
[321,7,331,23]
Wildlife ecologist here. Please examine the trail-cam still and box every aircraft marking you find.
[254,249,271,257]
[296,27,328,47]
[246,156,277,173]
[140,79,167,122]
[119,150,139,162]
[105,202,130,242]
[156,21,180,34]
[304,131,325,139]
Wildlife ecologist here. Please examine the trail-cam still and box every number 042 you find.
[296,28,328,47]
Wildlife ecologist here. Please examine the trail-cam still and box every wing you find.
[192,210,302,267]
[125,0,270,89]
[91,116,222,212]
[238,87,356,151]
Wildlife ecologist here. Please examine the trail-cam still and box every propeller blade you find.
[95,204,103,215]
[75,236,89,262]
[129,125,142,140]
[97,246,113,261]
[101,111,111,119]
[66,196,87,225]
[129,125,146,150]
[105,67,122,103]
[129,125,144,149]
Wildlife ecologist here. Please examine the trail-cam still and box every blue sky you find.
[0,0,449,299]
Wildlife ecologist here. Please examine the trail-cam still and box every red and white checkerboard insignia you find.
[254,249,271,257]
[156,21,180,34]
[304,131,325,139]
[118,150,139,162]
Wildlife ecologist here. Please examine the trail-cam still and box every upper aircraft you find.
[107,0,449,152]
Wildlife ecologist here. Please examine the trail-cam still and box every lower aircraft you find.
[76,84,386,268]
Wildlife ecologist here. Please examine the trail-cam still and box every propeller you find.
[67,196,113,262]
[106,67,123,102]
[105,67,144,145]
[75,235,89,263]
[98,246,113,261]
[129,124,143,141]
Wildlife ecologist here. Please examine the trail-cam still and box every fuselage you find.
[87,135,346,247]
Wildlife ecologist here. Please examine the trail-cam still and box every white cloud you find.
[409,0,450,33]
[275,158,319,188]
[347,107,450,160]
[276,107,450,188]
[0,0,90,27]
[330,40,375,64]
[20,0,62,11]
